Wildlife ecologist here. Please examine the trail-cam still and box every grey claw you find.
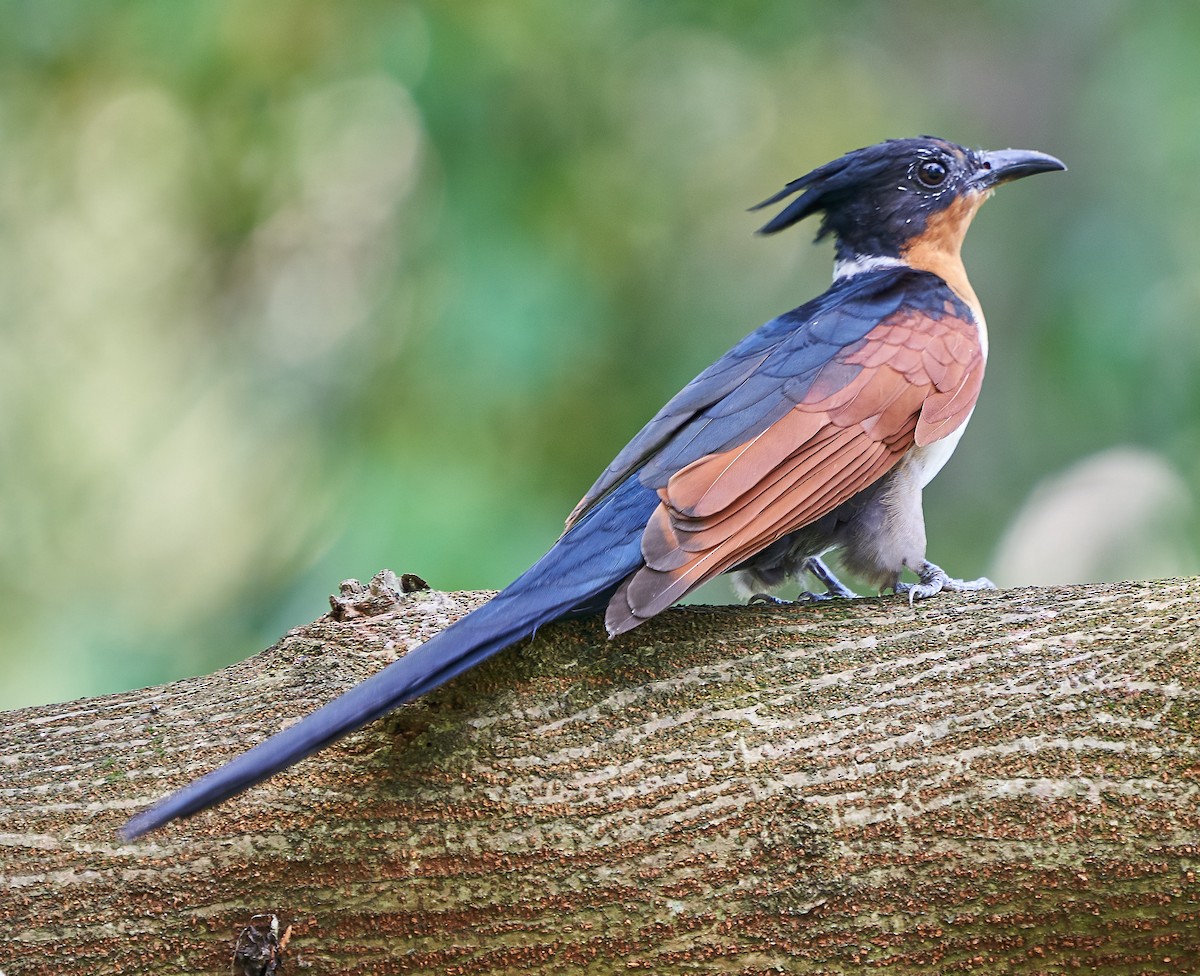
[794,590,834,603]
[895,562,995,605]
[948,575,996,592]
[749,590,835,607]
[746,556,861,608]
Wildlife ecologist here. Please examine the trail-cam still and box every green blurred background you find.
[2,1,1198,709]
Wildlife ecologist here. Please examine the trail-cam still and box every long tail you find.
[121,479,656,840]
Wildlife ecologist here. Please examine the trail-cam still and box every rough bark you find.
[2,574,1199,975]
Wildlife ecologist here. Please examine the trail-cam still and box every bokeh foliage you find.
[1,1,1197,707]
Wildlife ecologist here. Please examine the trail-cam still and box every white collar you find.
[832,254,906,281]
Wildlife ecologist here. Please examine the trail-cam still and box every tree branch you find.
[3,575,1200,974]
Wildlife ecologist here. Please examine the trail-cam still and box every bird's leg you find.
[748,556,858,605]
[802,556,858,599]
[892,560,995,605]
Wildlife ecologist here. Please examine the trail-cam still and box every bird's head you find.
[753,137,1065,266]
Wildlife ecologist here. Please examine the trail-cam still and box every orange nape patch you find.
[605,305,985,635]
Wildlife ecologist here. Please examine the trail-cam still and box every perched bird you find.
[123,136,1064,839]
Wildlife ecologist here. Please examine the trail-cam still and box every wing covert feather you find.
[604,279,985,635]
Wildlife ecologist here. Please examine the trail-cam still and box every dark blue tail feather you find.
[121,478,657,839]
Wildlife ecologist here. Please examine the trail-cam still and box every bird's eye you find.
[916,159,949,188]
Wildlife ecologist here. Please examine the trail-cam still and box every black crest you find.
[752,137,981,258]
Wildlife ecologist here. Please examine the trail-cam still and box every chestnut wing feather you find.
[604,299,984,634]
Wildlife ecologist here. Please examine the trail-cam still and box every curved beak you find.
[972,148,1066,189]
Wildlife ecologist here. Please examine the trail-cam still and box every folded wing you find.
[600,284,984,634]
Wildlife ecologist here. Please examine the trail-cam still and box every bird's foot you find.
[748,558,859,606]
[749,589,837,605]
[893,560,995,606]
